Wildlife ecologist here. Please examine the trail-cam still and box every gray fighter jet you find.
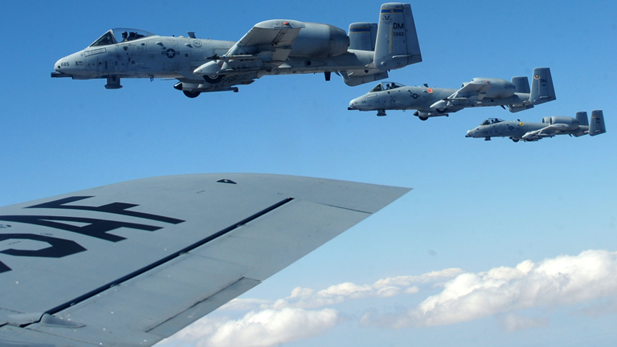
[348,68,556,120]
[51,3,422,97]
[465,110,606,142]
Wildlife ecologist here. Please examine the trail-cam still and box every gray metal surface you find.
[348,67,556,119]
[465,110,606,142]
[51,3,422,96]
[0,173,409,346]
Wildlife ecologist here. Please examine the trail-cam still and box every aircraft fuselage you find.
[349,85,530,114]
[52,36,375,80]
[466,120,588,141]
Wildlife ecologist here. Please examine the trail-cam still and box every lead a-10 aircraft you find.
[51,3,422,98]
[465,110,606,142]
[348,67,556,120]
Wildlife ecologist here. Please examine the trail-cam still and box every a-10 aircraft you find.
[51,3,422,97]
[465,110,606,142]
[348,67,556,120]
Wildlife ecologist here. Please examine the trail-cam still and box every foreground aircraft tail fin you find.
[576,111,589,126]
[589,110,606,136]
[374,3,422,71]
[349,23,378,51]
[530,67,556,105]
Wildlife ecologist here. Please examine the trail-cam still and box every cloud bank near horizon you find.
[160,249,617,347]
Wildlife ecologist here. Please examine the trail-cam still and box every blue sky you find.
[1,0,616,346]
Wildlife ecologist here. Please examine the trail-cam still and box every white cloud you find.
[203,308,338,347]
[162,250,617,347]
[164,267,461,347]
[161,308,338,347]
[221,267,463,311]
[362,250,617,329]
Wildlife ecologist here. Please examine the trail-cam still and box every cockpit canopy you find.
[90,28,155,47]
[369,82,405,93]
[480,118,505,126]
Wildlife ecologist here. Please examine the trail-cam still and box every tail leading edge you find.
[530,67,556,105]
[374,3,422,71]
[589,110,606,136]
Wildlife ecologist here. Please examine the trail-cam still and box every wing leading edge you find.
[0,173,410,347]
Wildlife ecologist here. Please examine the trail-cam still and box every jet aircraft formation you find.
[1,3,608,347]
[51,2,606,143]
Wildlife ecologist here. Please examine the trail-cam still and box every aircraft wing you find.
[233,20,303,62]
[521,123,568,140]
[450,80,492,100]
[430,80,493,110]
[0,173,409,347]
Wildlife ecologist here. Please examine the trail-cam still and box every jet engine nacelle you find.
[470,78,516,99]
[542,116,579,129]
[290,23,349,58]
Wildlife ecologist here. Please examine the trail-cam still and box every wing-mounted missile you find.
[414,110,449,121]
[429,99,450,110]
[194,60,224,76]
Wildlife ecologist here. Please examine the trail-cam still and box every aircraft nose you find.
[465,129,477,138]
[52,51,85,77]
[348,98,358,110]
[54,58,64,71]
[348,97,366,110]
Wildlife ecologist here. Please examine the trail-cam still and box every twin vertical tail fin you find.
[374,3,422,71]
[589,110,606,136]
[530,67,556,105]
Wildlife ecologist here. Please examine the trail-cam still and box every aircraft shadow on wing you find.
[51,3,422,98]
[348,67,556,119]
